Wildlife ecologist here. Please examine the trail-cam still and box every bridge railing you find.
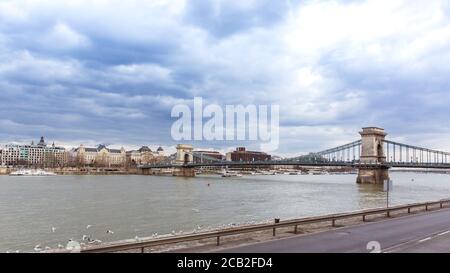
[49,198,450,253]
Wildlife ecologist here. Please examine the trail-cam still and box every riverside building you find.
[0,137,67,167]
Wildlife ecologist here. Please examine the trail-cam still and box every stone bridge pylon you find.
[357,127,390,184]
[173,144,195,177]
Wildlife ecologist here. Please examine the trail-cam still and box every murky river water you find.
[1,172,450,252]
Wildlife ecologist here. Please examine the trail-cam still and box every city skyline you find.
[2,0,450,157]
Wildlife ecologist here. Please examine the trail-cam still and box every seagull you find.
[45,246,51,250]
[135,236,140,242]
[66,240,81,251]
[106,230,114,234]
[57,244,64,249]
[171,230,176,235]
[86,225,92,229]
[34,244,42,252]
[51,227,56,233]
[82,235,90,241]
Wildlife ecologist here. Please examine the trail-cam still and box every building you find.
[74,144,126,167]
[193,150,225,163]
[156,146,165,156]
[126,146,159,165]
[226,147,271,162]
[0,137,68,167]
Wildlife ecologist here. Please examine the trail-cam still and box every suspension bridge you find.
[139,127,450,184]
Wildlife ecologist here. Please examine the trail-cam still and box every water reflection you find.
[356,183,386,209]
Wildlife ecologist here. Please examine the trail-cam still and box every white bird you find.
[57,244,64,249]
[66,240,81,252]
[15,250,20,253]
[171,230,176,235]
[51,227,56,233]
[135,236,140,241]
[34,244,42,252]
[86,225,92,229]
[106,230,114,234]
[82,235,90,241]
[45,246,51,250]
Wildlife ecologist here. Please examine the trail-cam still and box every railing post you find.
[387,211,390,217]
[141,247,145,253]
[273,218,280,236]
[408,207,411,214]
[440,202,443,209]
[294,225,298,234]
[362,215,366,222]
[216,236,220,246]
[425,204,428,211]
[332,219,336,227]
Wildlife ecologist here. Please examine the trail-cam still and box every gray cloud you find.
[1,0,450,155]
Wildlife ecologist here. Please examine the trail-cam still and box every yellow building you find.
[74,144,126,167]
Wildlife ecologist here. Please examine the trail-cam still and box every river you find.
[1,172,450,252]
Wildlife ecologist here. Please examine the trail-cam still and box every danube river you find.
[1,172,450,252]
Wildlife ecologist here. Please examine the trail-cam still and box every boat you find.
[221,171,242,177]
[310,170,329,175]
[9,169,57,176]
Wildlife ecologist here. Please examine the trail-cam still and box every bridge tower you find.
[174,144,195,177]
[357,127,390,184]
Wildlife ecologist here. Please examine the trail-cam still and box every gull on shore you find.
[86,225,92,229]
[34,244,42,252]
[51,227,56,233]
[106,230,114,234]
[88,239,102,245]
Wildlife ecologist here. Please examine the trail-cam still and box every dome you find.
[37,136,46,147]
[139,146,152,152]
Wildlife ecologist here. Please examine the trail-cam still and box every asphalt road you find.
[214,208,450,253]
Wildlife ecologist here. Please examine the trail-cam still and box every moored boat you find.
[9,169,57,176]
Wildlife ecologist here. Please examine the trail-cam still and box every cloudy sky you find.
[1,0,450,156]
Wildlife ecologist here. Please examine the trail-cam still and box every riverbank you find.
[0,167,141,175]
[50,199,449,253]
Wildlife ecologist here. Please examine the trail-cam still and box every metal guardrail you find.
[53,198,450,253]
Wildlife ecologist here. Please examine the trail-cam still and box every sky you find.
[1,0,450,156]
